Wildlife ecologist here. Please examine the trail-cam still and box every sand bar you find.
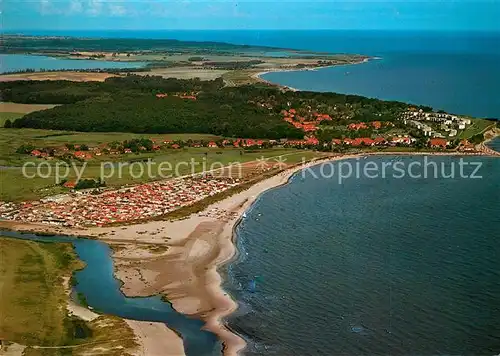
[2,151,499,355]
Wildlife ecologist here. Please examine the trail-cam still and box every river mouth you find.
[0,230,222,356]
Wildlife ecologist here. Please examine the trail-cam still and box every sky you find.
[2,0,499,32]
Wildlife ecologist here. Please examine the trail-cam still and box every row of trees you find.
[5,76,427,139]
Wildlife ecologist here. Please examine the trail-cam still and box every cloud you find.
[39,0,60,15]
[87,0,103,16]
[109,4,127,16]
[68,0,84,14]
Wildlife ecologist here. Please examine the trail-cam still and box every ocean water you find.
[0,54,146,73]
[226,156,500,355]
[0,231,221,356]
[488,137,500,153]
[262,53,500,119]
[9,30,500,118]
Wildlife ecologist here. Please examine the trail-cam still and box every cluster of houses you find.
[401,109,472,138]
[334,135,416,147]
[285,135,417,148]
[282,109,333,132]
[30,145,98,160]
[347,121,394,130]
[0,175,241,227]
[25,138,279,161]
[156,92,198,100]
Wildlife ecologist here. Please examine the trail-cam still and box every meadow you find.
[458,119,495,139]
[0,238,82,346]
[0,237,138,355]
[0,116,319,202]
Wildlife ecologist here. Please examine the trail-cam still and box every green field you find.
[0,125,319,201]
[458,119,494,139]
[0,237,138,355]
[0,112,24,127]
[0,127,221,166]
[0,237,83,346]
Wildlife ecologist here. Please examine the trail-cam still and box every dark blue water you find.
[0,54,146,73]
[9,30,500,57]
[488,137,500,153]
[226,156,500,355]
[10,30,500,118]
[0,231,221,356]
[262,53,500,119]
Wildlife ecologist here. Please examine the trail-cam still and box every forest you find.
[4,75,428,139]
[1,35,278,55]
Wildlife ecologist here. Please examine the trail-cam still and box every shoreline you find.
[253,57,373,91]
[1,151,499,355]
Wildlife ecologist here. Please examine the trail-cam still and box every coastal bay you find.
[0,54,146,73]
[261,52,500,119]
[3,152,499,356]
[1,29,499,356]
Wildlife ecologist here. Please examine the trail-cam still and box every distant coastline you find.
[253,57,375,91]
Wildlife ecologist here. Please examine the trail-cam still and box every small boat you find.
[242,212,247,219]
[248,280,257,293]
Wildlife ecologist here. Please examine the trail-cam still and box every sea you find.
[4,30,500,118]
[226,155,500,355]
[2,30,500,355]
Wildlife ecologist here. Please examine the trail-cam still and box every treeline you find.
[4,75,429,139]
[12,94,303,139]
[0,67,151,75]
[0,75,225,104]
[1,35,277,54]
[202,60,265,70]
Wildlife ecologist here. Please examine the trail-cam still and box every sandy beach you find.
[2,151,499,355]
[252,57,373,91]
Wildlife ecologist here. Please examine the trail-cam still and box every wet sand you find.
[125,320,186,356]
[2,151,499,355]
[79,155,358,356]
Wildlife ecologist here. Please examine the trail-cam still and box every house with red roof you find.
[63,181,77,189]
[180,95,197,100]
[355,138,375,146]
[429,138,448,149]
[348,123,369,131]
[31,149,42,157]
[306,137,319,145]
[74,151,92,160]
[287,140,307,146]
[208,141,218,148]
[302,124,318,132]
[374,137,386,145]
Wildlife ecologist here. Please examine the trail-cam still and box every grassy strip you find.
[0,237,138,354]
[459,119,494,139]
[0,237,84,346]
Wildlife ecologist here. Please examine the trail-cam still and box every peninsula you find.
[1,35,499,356]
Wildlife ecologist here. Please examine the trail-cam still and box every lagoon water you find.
[0,231,221,356]
[0,54,146,73]
[226,156,500,355]
[8,30,500,118]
